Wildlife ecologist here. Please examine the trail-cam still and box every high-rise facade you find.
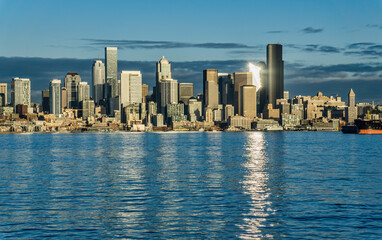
[105,47,118,99]
[64,72,81,109]
[11,78,31,107]
[0,83,7,106]
[92,60,105,106]
[156,56,172,113]
[233,72,252,115]
[78,82,90,104]
[120,71,142,108]
[142,84,148,103]
[178,83,193,105]
[61,87,67,111]
[241,85,257,119]
[49,79,62,116]
[203,69,219,110]
[218,73,234,106]
[42,89,50,113]
[346,88,357,124]
[160,79,178,114]
[267,44,284,107]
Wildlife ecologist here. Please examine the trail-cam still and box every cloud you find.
[344,42,382,58]
[366,24,382,29]
[1,57,382,104]
[302,27,324,34]
[82,39,256,50]
[265,30,288,34]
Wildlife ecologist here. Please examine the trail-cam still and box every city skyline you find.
[0,0,382,103]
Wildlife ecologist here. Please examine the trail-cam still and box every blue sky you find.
[0,0,382,102]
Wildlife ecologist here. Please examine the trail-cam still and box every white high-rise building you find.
[11,77,31,107]
[160,79,178,113]
[49,79,61,116]
[156,56,172,113]
[92,60,105,105]
[105,47,118,99]
[120,71,142,108]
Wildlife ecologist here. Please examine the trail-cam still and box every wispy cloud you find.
[82,39,257,50]
[302,27,324,34]
[344,42,382,58]
[366,24,382,29]
[265,30,288,34]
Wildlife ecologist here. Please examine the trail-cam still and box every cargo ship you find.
[342,119,382,134]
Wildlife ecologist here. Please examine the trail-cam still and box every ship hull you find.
[358,129,382,134]
[354,119,382,135]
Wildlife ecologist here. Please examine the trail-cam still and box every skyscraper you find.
[178,83,193,105]
[11,78,31,107]
[346,88,357,124]
[241,85,257,119]
[92,60,105,106]
[64,72,81,109]
[49,79,61,116]
[105,47,118,99]
[156,56,172,113]
[142,83,148,103]
[42,89,50,113]
[120,71,142,108]
[160,79,178,114]
[0,83,7,106]
[203,69,219,110]
[267,44,284,107]
[218,73,234,106]
[61,87,67,111]
[233,72,252,115]
[78,82,90,104]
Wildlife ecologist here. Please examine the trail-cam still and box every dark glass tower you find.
[267,44,284,107]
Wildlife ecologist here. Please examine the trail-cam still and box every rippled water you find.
[0,132,381,239]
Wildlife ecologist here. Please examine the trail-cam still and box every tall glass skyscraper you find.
[92,60,105,106]
[156,56,171,113]
[105,47,118,99]
[267,44,284,107]
[11,77,31,107]
[49,79,61,116]
[64,72,81,109]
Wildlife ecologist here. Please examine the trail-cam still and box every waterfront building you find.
[346,88,357,124]
[92,60,105,106]
[49,79,62,117]
[11,78,31,108]
[41,89,50,113]
[224,104,235,122]
[213,106,223,122]
[79,99,95,119]
[153,113,164,127]
[218,73,234,106]
[64,72,81,109]
[188,98,202,122]
[142,84,148,103]
[166,103,187,123]
[240,85,257,119]
[160,79,178,114]
[178,83,193,105]
[267,44,284,107]
[234,72,252,115]
[156,56,172,113]
[263,103,280,119]
[281,113,301,128]
[204,107,214,123]
[203,69,219,110]
[78,82,90,104]
[0,83,7,106]
[228,115,251,130]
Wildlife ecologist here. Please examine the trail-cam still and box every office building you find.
[42,89,50,113]
[224,104,235,122]
[234,72,252,115]
[11,78,31,107]
[0,83,7,106]
[64,72,81,109]
[120,71,142,108]
[346,88,357,124]
[241,85,257,119]
[79,99,95,119]
[156,56,172,113]
[92,60,105,105]
[49,79,61,116]
[160,79,178,114]
[203,69,219,110]
[283,91,289,100]
[78,82,90,104]
[257,61,267,113]
[105,47,118,99]
[142,83,148,103]
[178,83,193,105]
[61,87,67,111]
[188,98,202,122]
[267,44,284,107]
[218,73,234,106]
